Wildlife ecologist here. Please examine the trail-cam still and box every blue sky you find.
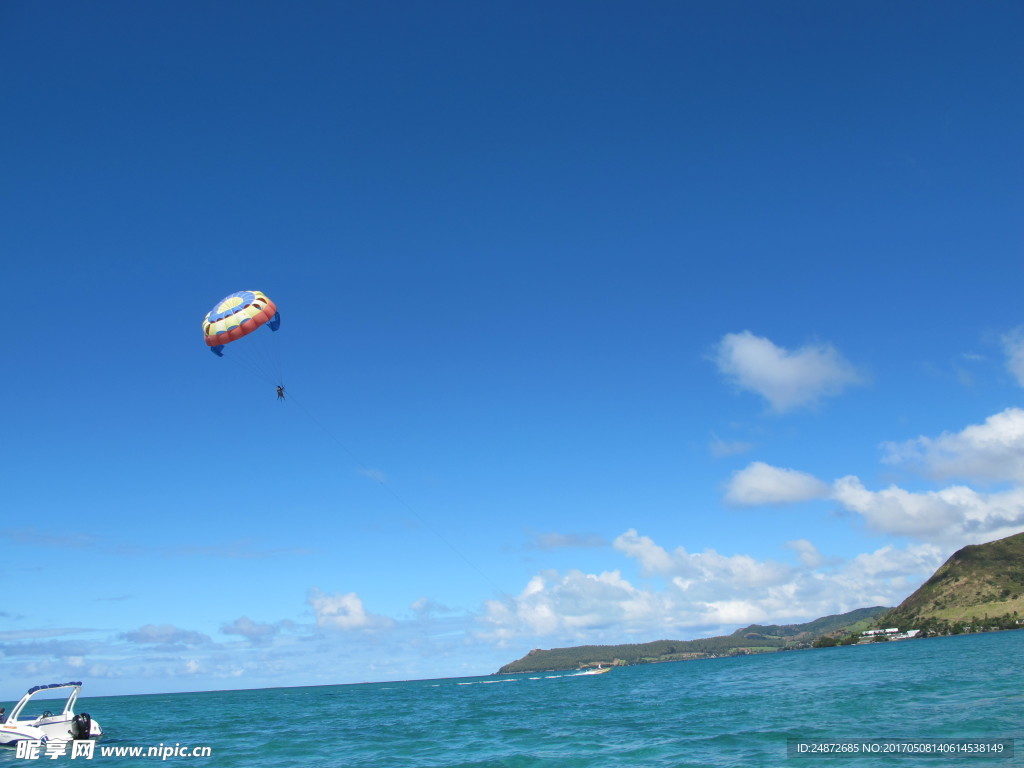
[3,1,1023,695]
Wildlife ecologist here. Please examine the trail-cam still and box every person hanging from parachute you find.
[203,290,285,399]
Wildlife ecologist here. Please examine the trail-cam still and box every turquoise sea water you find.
[3,631,1021,767]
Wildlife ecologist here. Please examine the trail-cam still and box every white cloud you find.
[307,588,394,631]
[718,409,1024,545]
[815,542,945,609]
[699,600,771,626]
[221,616,279,641]
[882,407,1024,483]
[119,624,210,646]
[832,476,1024,545]
[1001,328,1024,386]
[479,568,663,643]
[844,542,943,579]
[409,597,454,617]
[611,529,676,576]
[785,539,824,568]
[713,331,864,412]
[725,461,831,506]
[613,529,794,589]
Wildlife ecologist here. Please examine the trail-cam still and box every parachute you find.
[203,290,281,357]
[203,290,283,388]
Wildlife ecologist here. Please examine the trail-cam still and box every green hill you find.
[497,607,889,674]
[881,531,1024,628]
[733,606,887,640]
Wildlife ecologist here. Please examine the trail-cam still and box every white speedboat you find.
[0,682,102,745]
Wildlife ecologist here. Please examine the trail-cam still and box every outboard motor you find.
[71,713,92,740]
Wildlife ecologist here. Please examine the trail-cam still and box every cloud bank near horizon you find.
[478,528,942,643]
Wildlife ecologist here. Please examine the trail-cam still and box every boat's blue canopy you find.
[26,682,82,694]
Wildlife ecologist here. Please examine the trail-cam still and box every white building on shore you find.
[860,628,921,642]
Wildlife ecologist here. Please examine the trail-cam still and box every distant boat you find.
[576,665,612,676]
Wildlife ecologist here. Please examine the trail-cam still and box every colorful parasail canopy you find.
[203,290,281,356]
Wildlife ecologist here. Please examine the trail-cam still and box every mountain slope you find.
[882,531,1024,626]
[734,607,888,639]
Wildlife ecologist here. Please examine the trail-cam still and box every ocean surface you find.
[3,631,1021,767]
